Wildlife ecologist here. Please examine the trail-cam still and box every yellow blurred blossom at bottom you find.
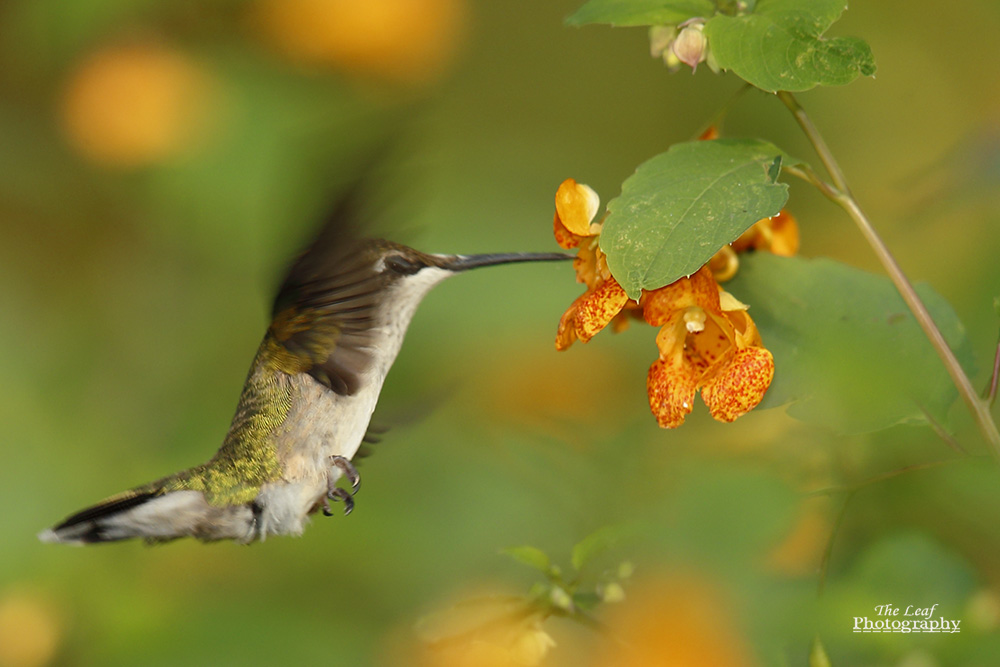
[418,626,554,667]
[0,588,62,667]
[61,43,220,168]
[594,574,757,667]
[385,591,556,667]
[551,178,783,428]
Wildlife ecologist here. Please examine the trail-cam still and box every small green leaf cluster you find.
[501,524,637,622]
[567,0,876,93]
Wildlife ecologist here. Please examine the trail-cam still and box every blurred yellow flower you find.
[251,0,466,85]
[393,590,556,667]
[0,588,61,667]
[966,589,1000,632]
[595,573,757,667]
[61,43,219,167]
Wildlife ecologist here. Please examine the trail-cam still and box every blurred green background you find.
[3,1,1000,665]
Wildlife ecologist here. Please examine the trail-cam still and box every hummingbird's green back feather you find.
[150,337,290,506]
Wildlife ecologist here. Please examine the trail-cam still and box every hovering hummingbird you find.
[40,184,569,545]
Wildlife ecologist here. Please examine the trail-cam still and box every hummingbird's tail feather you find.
[39,491,163,544]
[39,489,257,545]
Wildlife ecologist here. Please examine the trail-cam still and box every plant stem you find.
[817,490,854,596]
[986,332,1000,405]
[777,91,1000,459]
[693,82,752,140]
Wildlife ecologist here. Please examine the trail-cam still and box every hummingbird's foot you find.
[321,455,359,517]
[323,488,354,516]
[330,455,361,495]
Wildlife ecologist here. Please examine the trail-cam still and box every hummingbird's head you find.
[271,237,572,394]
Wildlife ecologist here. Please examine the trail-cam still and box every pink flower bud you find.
[671,22,707,72]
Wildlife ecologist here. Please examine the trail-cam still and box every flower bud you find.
[648,26,677,59]
[671,21,708,72]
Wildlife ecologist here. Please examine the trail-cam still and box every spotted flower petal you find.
[648,356,699,429]
[642,267,773,427]
[556,293,585,351]
[553,211,581,250]
[574,278,630,343]
[641,266,721,327]
[701,347,775,422]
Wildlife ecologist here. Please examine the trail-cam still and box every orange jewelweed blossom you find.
[732,209,799,258]
[552,178,780,428]
[553,179,641,349]
[643,266,773,427]
[708,209,799,283]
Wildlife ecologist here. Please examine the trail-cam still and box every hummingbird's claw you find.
[327,488,354,516]
[331,455,361,495]
[321,456,358,517]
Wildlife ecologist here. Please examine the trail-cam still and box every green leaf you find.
[501,545,552,573]
[727,254,975,433]
[601,139,789,299]
[566,0,715,27]
[705,0,876,92]
[571,524,635,572]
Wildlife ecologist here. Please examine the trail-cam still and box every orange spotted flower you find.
[642,266,773,428]
[553,178,788,428]
[553,179,641,349]
[708,209,799,282]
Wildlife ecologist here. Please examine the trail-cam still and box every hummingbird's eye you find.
[385,255,423,275]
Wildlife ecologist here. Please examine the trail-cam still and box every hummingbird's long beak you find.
[436,252,573,272]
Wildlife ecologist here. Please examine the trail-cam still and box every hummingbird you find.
[39,184,569,545]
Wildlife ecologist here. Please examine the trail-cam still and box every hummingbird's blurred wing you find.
[267,185,387,396]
